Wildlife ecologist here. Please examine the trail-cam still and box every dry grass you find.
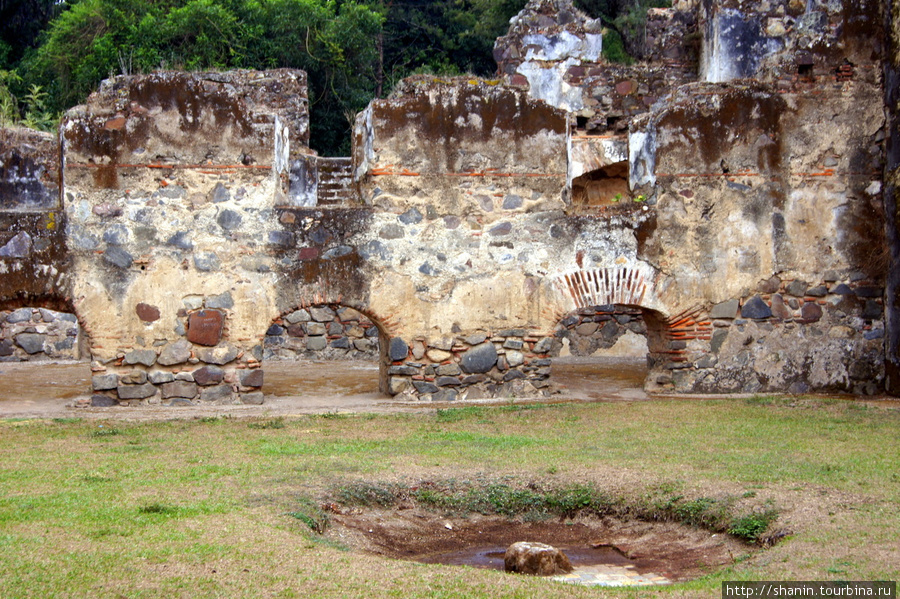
[0,397,898,598]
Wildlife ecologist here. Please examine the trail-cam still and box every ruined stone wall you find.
[0,0,891,402]
[0,128,69,309]
[700,0,882,85]
[884,0,900,394]
[495,0,698,134]
[0,128,76,362]
[62,70,310,406]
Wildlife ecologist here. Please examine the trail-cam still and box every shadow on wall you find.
[264,304,382,361]
[0,306,89,362]
[552,304,649,359]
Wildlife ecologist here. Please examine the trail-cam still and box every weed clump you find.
[335,481,399,507]
[728,509,780,543]
[248,417,285,430]
[138,503,179,515]
[329,478,780,545]
[90,426,121,438]
[288,497,329,534]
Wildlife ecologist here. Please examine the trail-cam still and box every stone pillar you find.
[61,70,309,406]
[384,330,554,401]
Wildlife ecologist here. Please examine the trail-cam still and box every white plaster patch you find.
[515,60,584,112]
[629,128,657,190]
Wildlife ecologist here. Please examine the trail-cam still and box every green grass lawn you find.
[0,397,898,598]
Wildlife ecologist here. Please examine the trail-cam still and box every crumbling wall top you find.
[63,69,310,172]
[366,76,568,176]
[0,127,59,211]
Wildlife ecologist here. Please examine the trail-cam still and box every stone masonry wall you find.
[0,307,82,361]
[385,329,554,401]
[0,0,892,403]
[552,305,647,357]
[62,70,310,406]
[264,304,380,360]
[649,275,885,395]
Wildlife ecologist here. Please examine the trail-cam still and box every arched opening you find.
[550,304,668,398]
[261,303,389,400]
[0,298,94,409]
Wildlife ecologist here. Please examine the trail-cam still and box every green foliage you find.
[402,479,618,520]
[377,0,521,88]
[21,84,56,130]
[729,508,779,543]
[287,497,329,533]
[21,0,383,155]
[601,27,632,64]
[575,0,672,59]
[335,481,399,507]
[3,0,680,149]
[0,70,20,126]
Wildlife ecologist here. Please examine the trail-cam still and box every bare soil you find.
[326,506,748,582]
[0,356,663,420]
[1,355,897,418]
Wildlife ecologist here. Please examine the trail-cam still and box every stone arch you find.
[264,297,398,396]
[547,266,711,390]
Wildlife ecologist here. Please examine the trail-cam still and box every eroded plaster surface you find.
[0,0,893,403]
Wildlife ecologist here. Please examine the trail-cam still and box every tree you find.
[373,0,522,89]
[0,0,65,68]
[574,0,671,60]
[21,0,383,155]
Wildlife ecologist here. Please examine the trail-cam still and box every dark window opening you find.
[797,63,813,78]
[571,161,632,209]
[576,116,589,130]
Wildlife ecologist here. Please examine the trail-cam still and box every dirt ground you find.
[327,506,749,582]
[0,356,665,420]
[1,356,896,586]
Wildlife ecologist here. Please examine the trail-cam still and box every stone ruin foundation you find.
[1,0,898,404]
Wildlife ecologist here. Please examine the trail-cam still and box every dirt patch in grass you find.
[326,507,749,582]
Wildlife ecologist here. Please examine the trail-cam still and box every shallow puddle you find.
[419,543,633,570]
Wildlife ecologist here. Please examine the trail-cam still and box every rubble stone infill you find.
[552,305,646,356]
[87,342,264,407]
[0,307,82,361]
[263,305,381,360]
[387,330,555,402]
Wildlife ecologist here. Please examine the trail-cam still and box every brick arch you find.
[549,265,672,319]
[546,265,715,389]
